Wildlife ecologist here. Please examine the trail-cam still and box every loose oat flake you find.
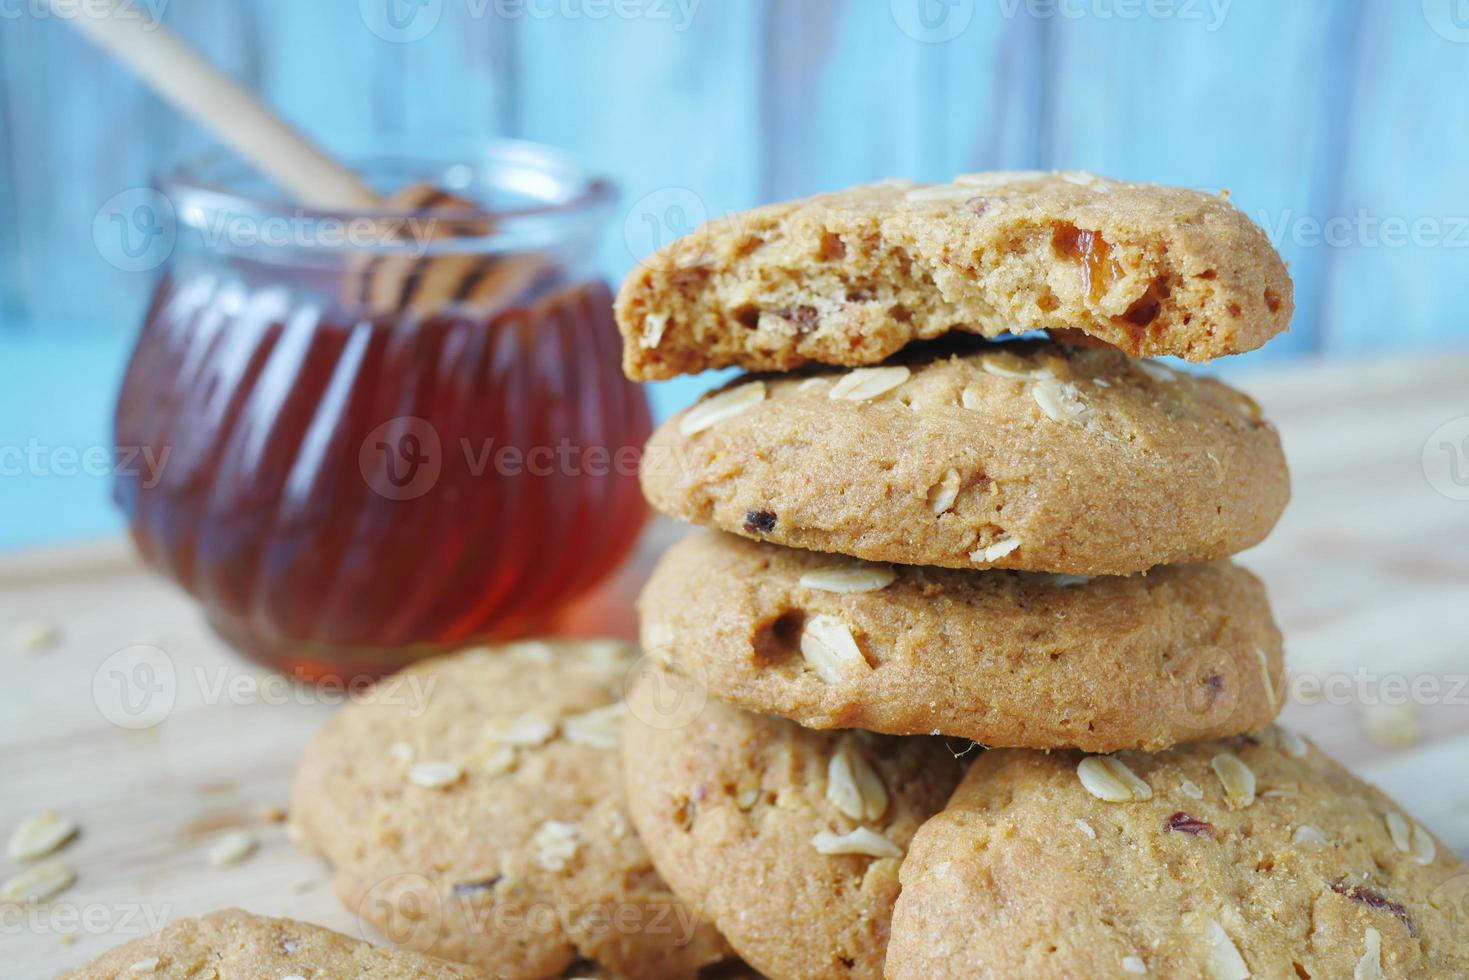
[800,615,866,683]
[799,564,898,594]
[482,746,517,777]
[903,183,982,203]
[1355,927,1384,980]
[1275,726,1308,759]
[127,958,160,973]
[954,170,1047,189]
[1210,752,1256,808]
[927,468,962,515]
[1033,379,1087,422]
[532,821,580,871]
[970,536,1020,564]
[639,312,669,349]
[562,703,625,750]
[1254,649,1277,709]
[828,365,911,402]
[10,620,61,653]
[679,380,766,435]
[1292,825,1329,845]
[1076,756,1152,803]
[1121,955,1147,975]
[1135,360,1177,383]
[207,831,257,868]
[1410,822,1437,865]
[826,743,888,822]
[7,810,79,862]
[485,712,557,747]
[408,761,464,789]
[1179,779,1205,801]
[810,827,902,859]
[1,859,76,903]
[980,350,1047,380]
[1197,917,1249,980]
[1075,818,1097,840]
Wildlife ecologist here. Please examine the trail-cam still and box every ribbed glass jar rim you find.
[156,137,618,260]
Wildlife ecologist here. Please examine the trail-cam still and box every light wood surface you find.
[3,351,1469,977]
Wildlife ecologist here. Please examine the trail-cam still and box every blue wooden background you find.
[1,0,1467,549]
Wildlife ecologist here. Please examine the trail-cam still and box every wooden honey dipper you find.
[57,0,556,316]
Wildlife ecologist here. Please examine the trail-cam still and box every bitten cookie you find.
[639,531,1284,752]
[641,341,1288,575]
[621,687,966,980]
[617,171,1292,379]
[888,732,1469,979]
[290,640,729,979]
[64,909,477,979]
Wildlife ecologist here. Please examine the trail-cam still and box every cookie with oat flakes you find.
[290,640,730,979]
[640,340,1288,575]
[621,685,966,980]
[616,171,1291,380]
[64,908,478,979]
[887,732,1469,979]
[639,530,1284,752]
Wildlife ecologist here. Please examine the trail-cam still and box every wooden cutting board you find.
[4,351,1469,977]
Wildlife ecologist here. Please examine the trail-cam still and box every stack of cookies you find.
[62,173,1469,979]
[613,173,1469,979]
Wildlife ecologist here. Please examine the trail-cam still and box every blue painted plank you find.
[760,2,1047,199]
[511,2,767,419]
[1042,2,1362,362]
[0,322,134,549]
[1318,2,1469,354]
